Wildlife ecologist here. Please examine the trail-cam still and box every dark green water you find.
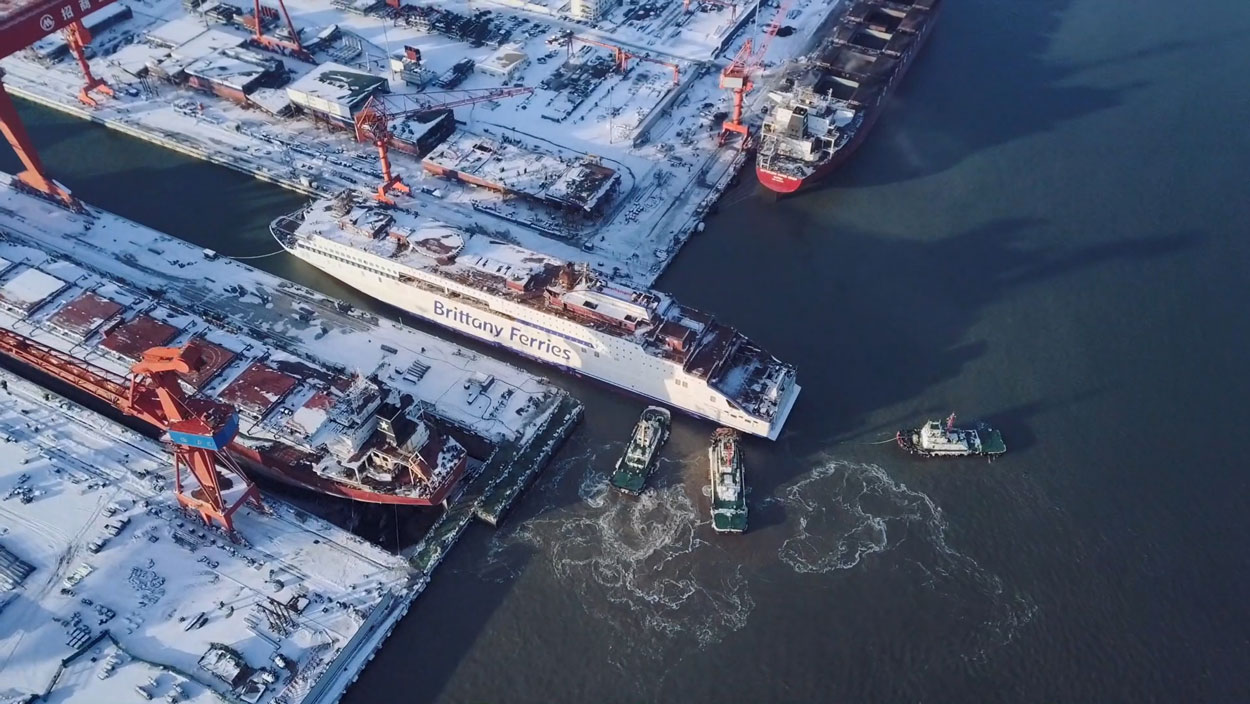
[6,0,1250,698]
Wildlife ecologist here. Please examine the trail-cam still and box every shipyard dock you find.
[0,0,846,285]
[0,174,583,701]
[0,367,413,704]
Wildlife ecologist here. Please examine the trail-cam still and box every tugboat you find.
[708,428,748,533]
[611,406,671,494]
[897,413,1006,458]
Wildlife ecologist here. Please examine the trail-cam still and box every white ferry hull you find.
[287,242,799,440]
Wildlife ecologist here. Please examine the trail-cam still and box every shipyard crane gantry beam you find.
[353,86,534,204]
[717,0,792,147]
[0,329,264,534]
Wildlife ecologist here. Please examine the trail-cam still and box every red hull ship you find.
[756,0,940,193]
[0,255,468,507]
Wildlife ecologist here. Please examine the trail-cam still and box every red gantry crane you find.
[0,0,130,210]
[0,329,264,533]
[353,86,534,204]
[566,35,681,87]
[717,0,792,147]
[246,0,310,62]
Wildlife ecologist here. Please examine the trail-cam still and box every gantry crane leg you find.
[0,70,80,209]
[64,21,112,107]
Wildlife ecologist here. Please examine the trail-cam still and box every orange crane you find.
[718,0,793,146]
[63,21,114,107]
[683,0,739,20]
[0,330,263,533]
[248,0,311,61]
[566,36,681,86]
[353,86,534,204]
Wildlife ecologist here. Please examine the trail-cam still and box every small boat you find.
[897,413,1006,458]
[610,406,671,495]
[708,428,747,533]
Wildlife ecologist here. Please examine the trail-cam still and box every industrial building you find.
[285,61,389,125]
[422,134,621,215]
[389,110,457,156]
[570,0,620,22]
[185,47,285,103]
[477,44,529,80]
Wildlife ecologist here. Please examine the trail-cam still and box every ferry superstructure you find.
[274,193,800,440]
[756,0,940,193]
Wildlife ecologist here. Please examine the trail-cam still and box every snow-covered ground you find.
[0,0,843,285]
[0,368,412,704]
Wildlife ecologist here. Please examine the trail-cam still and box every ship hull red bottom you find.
[230,443,464,506]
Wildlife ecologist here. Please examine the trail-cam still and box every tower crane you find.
[0,329,263,534]
[247,0,310,61]
[565,36,681,86]
[717,0,793,147]
[353,86,534,204]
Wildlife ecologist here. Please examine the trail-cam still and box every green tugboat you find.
[611,406,671,495]
[709,428,747,533]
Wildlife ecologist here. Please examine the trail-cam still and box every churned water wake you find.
[481,444,755,660]
[772,458,1037,661]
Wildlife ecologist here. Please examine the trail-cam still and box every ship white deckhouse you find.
[274,193,800,439]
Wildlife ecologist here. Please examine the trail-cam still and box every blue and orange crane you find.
[0,329,263,533]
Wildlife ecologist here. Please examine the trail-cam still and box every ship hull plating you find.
[287,242,799,440]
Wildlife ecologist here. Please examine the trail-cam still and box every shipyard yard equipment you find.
[718,0,792,146]
[0,0,128,209]
[566,35,681,87]
[246,0,310,61]
[683,0,740,20]
[353,86,534,203]
[0,329,264,532]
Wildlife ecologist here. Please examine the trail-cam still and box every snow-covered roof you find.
[147,15,210,49]
[248,87,292,115]
[0,268,67,314]
[106,42,171,76]
[286,62,387,113]
[423,134,619,213]
[185,48,277,91]
[478,44,528,76]
[172,28,244,62]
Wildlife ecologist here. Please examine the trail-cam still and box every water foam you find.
[774,458,1037,661]
[482,446,755,661]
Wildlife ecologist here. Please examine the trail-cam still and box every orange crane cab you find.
[353,87,535,204]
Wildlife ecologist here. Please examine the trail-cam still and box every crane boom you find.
[353,86,535,204]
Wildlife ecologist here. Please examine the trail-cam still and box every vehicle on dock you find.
[611,406,671,495]
[708,428,747,533]
[896,413,1006,458]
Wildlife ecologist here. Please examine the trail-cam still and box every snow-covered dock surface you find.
[0,174,567,452]
[0,368,412,704]
[0,0,844,286]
